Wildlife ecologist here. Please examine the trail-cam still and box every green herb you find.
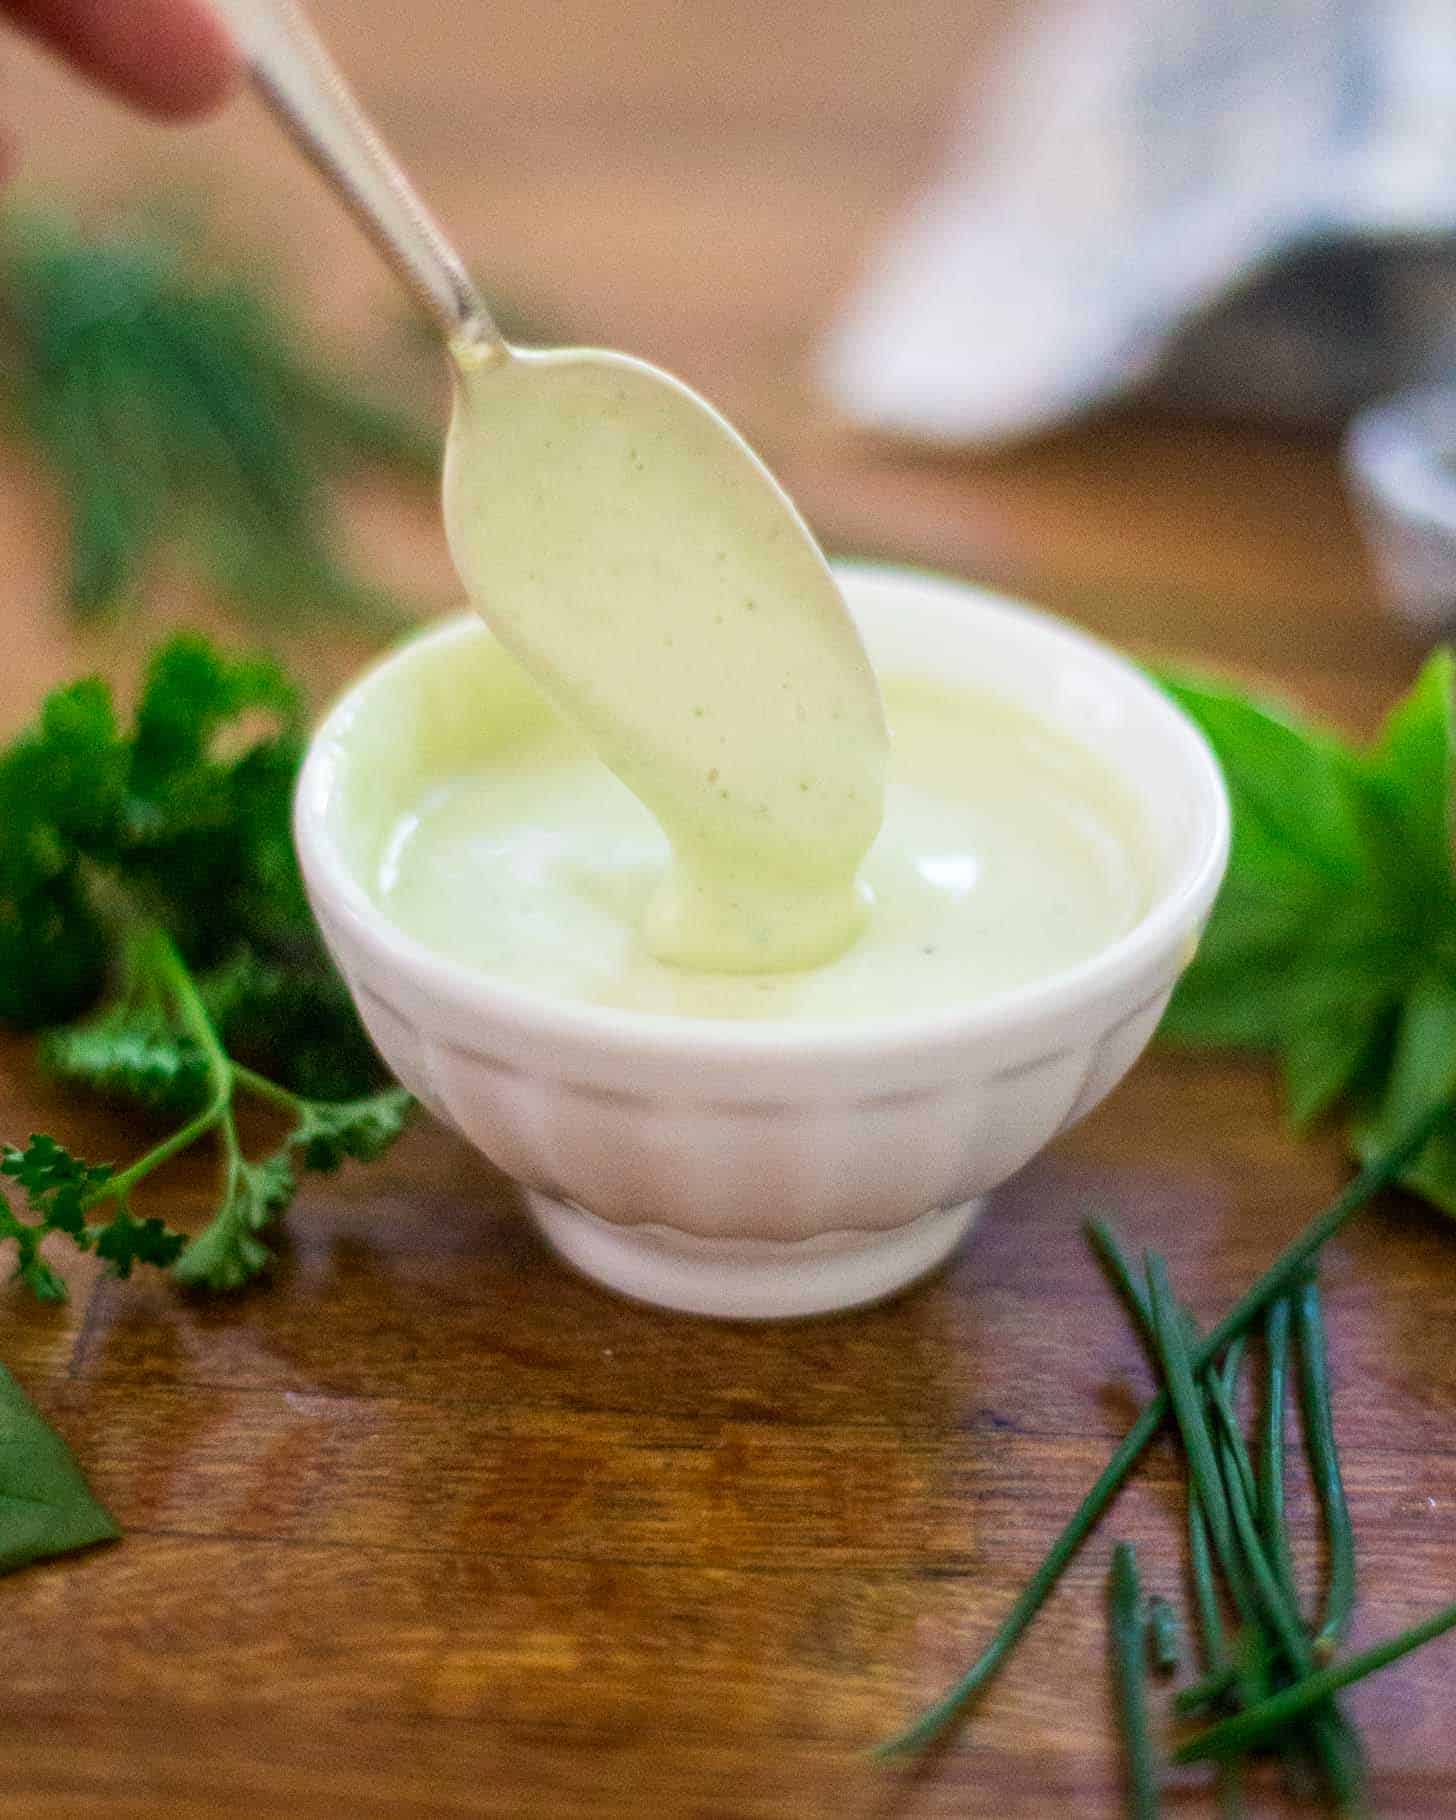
[0,633,412,1297]
[1157,651,1456,1210]
[1109,1542,1161,1819]
[1147,1597,1181,1676]
[876,1094,1449,1758]
[1259,1295,1300,1610]
[0,1361,119,1572]
[1175,1601,1456,1765]
[1293,1277,1356,1659]
[0,203,437,629]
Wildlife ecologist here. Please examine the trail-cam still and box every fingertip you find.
[6,0,246,121]
[123,0,246,119]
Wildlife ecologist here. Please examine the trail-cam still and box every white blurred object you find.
[820,0,1456,443]
[1346,386,1456,635]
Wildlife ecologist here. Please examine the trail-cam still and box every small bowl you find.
[295,565,1229,1319]
[1345,383,1456,637]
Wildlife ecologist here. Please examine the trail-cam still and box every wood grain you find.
[1,2,1453,1815]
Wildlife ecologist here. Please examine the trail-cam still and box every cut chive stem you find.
[876,1099,1451,1758]
[1109,1543,1162,1819]
[1148,1596,1181,1675]
[1176,1660,1238,1714]
[1204,1351,1259,1517]
[1216,1422,1366,1814]
[1085,1215,1156,1342]
[1218,1424,1308,1671]
[1174,1600,1456,1764]
[1261,1296,1301,1610]
[1294,1276,1356,1658]
[1145,1257,1252,1623]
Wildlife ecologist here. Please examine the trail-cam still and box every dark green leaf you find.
[0,1201,66,1300]
[91,1205,187,1278]
[131,632,299,789]
[0,1361,119,1573]
[0,875,108,1028]
[2,1134,113,1237]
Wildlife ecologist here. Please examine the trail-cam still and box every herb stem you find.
[1294,1276,1356,1658]
[1260,1296,1300,1609]
[1148,1596,1181,1676]
[1109,1542,1161,1819]
[91,925,234,1205]
[1204,1347,1258,1517]
[233,1064,305,1116]
[1085,1215,1155,1340]
[1146,1257,1245,1610]
[1175,1601,1456,1763]
[876,1097,1450,1757]
[1176,1660,1237,1714]
[1213,1349,1363,1812]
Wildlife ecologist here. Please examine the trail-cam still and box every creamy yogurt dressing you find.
[376,652,1152,1023]
[444,343,887,974]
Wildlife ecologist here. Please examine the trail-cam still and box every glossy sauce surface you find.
[376,660,1152,1023]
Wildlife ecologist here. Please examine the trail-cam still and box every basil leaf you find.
[0,1361,119,1573]
[1282,986,1393,1131]
[1160,676,1366,881]
[1360,650,1455,915]
[1352,973,1456,1212]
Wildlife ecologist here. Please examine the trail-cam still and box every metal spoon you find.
[214,0,886,970]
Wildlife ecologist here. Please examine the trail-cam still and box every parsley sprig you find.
[0,633,411,1297]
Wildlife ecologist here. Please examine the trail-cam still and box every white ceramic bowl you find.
[295,565,1229,1319]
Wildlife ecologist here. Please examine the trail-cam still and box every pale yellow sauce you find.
[443,343,887,973]
[375,655,1151,1023]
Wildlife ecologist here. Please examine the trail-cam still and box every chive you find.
[1145,1257,1244,1602]
[1294,1277,1356,1658]
[1203,1344,1258,1517]
[1147,1596,1181,1675]
[1109,1543,1161,1819]
[876,1098,1450,1758]
[1176,1659,1237,1714]
[1260,1296,1300,1608]
[1085,1215,1155,1340]
[1175,1601,1456,1763]
[1212,1374,1364,1813]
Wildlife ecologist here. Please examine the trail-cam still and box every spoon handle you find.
[212,0,502,353]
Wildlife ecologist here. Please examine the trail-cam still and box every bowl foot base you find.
[522,1193,984,1320]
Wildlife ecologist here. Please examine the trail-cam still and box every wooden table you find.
[2,4,1452,1814]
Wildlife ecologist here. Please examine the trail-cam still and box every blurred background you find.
[1,0,1445,726]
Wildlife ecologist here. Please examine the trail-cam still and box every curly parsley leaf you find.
[92,1206,187,1278]
[0,634,415,1301]
[41,1008,210,1117]
[1159,650,1456,1208]
[293,1086,414,1173]
[2,1136,113,1237]
[172,1150,295,1293]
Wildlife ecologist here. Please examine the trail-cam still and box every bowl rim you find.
[294,562,1231,1061]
